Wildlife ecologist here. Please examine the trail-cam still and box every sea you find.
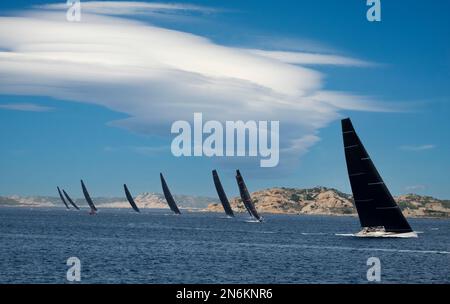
[0,207,448,284]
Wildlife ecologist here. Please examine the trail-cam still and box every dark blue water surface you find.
[0,208,448,283]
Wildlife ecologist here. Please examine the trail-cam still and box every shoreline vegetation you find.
[1,187,449,218]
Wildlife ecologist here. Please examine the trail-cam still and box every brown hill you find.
[206,187,450,218]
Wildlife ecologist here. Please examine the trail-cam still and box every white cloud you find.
[247,50,374,67]
[404,185,426,192]
[0,2,389,173]
[0,103,53,112]
[400,144,436,151]
[37,1,218,15]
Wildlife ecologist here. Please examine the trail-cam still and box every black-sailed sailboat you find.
[124,184,140,213]
[57,187,70,209]
[212,170,234,217]
[160,173,181,215]
[341,118,416,238]
[235,170,262,222]
[63,190,80,210]
[81,180,97,215]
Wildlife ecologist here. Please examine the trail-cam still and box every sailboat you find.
[160,173,181,215]
[57,187,70,209]
[341,118,417,238]
[62,189,80,210]
[235,170,263,222]
[124,184,140,213]
[212,170,234,218]
[81,180,98,215]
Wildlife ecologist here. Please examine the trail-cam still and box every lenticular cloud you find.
[0,2,382,172]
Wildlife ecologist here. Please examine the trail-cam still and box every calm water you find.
[0,208,449,283]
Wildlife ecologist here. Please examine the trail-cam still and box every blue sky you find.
[0,0,449,198]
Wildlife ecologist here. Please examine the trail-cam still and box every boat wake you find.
[219,216,235,219]
[245,219,262,223]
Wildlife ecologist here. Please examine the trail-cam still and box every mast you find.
[124,184,140,213]
[160,173,181,214]
[235,170,262,221]
[62,190,80,210]
[57,187,70,209]
[342,118,412,233]
[212,170,234,217]
[81,179,97,213]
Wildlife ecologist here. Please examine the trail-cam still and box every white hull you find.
[355,230,418,238]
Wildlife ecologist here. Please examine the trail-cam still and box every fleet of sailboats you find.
[53,117,416,237]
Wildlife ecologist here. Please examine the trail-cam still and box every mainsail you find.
[124,184,140,213]
[212,170,234,217]
[57,187,70,209]
[342,118,413,233]
[81,180,97,213]
[160,173,181,214]
[63,190,80,210]
[235,170,262,221]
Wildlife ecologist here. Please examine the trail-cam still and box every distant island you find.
[0,193,217,210]
[207,187,450,218]
[1,187,449,218]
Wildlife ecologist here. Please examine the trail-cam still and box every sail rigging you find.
[62,190,80,210]
[57,187,70,209]
[160,173,181,214]
[81,179,97,213]
[212,170,234,217]
[124,184,140,213]
[235,170,262,221]
[342,118,413,234]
